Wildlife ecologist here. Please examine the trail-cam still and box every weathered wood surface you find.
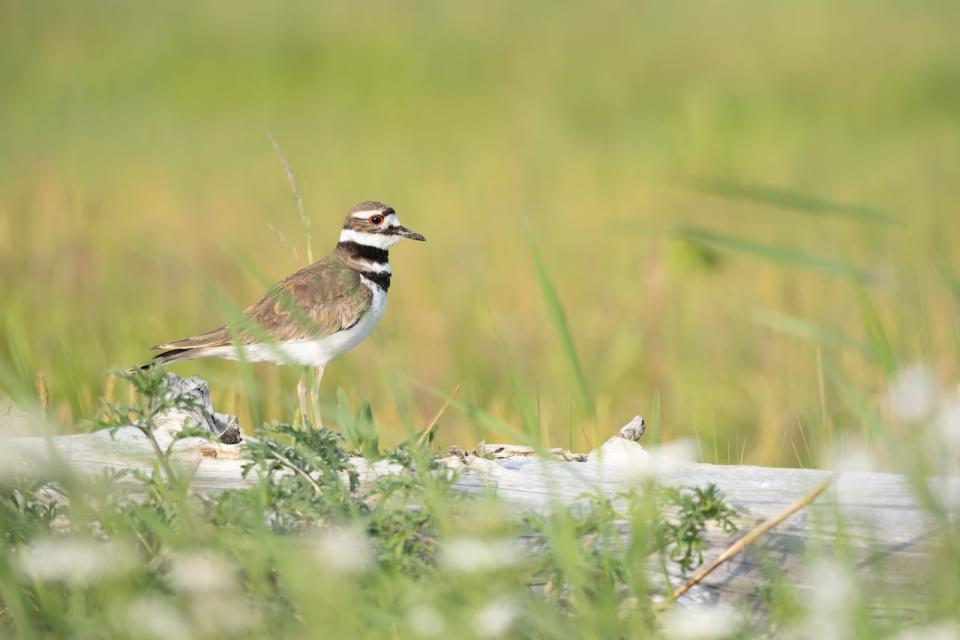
[4,382,959,612]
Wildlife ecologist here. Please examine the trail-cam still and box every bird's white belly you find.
[213,281,387,367]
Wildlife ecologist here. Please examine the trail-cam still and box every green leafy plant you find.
[659,483,739,573]
[94,367,213,483]
[0,479,60,549]
[334,389,381,460]
[238,421,359,532]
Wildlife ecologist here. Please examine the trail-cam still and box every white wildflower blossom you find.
[587,432,697,483]
[935,392,960,448]
[166,551,238,595]
[792,559,857,640]
[407,604,445,637]
[190,598,256,636]
[924,390,960,475]
[312,526,374,574]
[441,538,518,574]
[0,441,40,480]
[895,621,960,640]
[622,439,698,484]
[472,599,518,639]
[660,604,738,640]
[829,436,881,508]
[126,597,192,640]
[17,537,133,585]
[0,401,54,438]
[831,436,878,473]
[807,558,856,612]
[886,364,938,423]
[587,437,644,467]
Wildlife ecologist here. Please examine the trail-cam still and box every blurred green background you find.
[2,0,959,464]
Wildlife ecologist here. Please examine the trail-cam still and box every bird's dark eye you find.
[369,215,384,225]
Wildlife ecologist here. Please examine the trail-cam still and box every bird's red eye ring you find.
[369,215,384,225]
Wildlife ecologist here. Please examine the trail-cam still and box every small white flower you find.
[924,391,960,474]
[166,551,237,595]
[935,393,960,448]
[622,439,698,484]
[126,597,192,640]
[312,526,374,575]
[660,605,738,640]
[886,364,938,423]
[588,437,648,467]
[829,435,882,508]
[441,538,518,574]
[407,605,445,637]
[895,621,960,640]
[806,559,856,612]
[0,439,43,480]
[473,599,518,639]
[791,559,858,640]
[831,436,878,473]
[190,598,255,636]
[17,537,133,585]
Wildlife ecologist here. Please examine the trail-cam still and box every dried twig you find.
[671,476,833,600]
[267,221,299,261]
[267,131,313,264]
[416,384,461,448]
[138,425,179,485]
[270,449,324,496]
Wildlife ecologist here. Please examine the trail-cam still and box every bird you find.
[145,201,425,422]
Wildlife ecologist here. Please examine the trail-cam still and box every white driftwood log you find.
[4,380,958,613]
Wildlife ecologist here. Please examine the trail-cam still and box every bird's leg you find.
[297,367,310,428]
[310,363,325,429]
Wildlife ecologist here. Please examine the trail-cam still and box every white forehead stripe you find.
[339,228,402,250]
[350,209,397,220]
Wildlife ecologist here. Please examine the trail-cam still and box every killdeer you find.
[147,201,425,410]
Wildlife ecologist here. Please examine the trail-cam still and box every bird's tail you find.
[133,347,210,371]
[134,326,232,371]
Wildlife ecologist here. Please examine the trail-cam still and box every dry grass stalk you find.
[417,384,461,448]
[267,131,313,264]
[34,371,49,416]
[671,476,833,600]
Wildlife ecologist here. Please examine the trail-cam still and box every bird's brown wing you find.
[240,256,372,343]
[152,255,372,353]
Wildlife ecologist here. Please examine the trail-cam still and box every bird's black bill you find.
[396,225,426,241]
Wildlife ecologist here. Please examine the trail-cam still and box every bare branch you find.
[671,476,833,601]
[267,131,313,264]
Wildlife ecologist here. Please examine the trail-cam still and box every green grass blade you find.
[752,310,874,359]
[487,302,543,445]
[828,368,947,524]
[648,391,662,446]
[526,231,596,420]
[852,285,896,376]
[211,287,266,428]
[675,226,871,282]
[335,389,381,459]
[934,251,960,307]
[409,377,532,445]
[689,178,898,224]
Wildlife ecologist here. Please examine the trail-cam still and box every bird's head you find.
[339,201,425,250]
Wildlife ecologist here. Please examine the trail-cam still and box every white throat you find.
[339,228,402,250]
